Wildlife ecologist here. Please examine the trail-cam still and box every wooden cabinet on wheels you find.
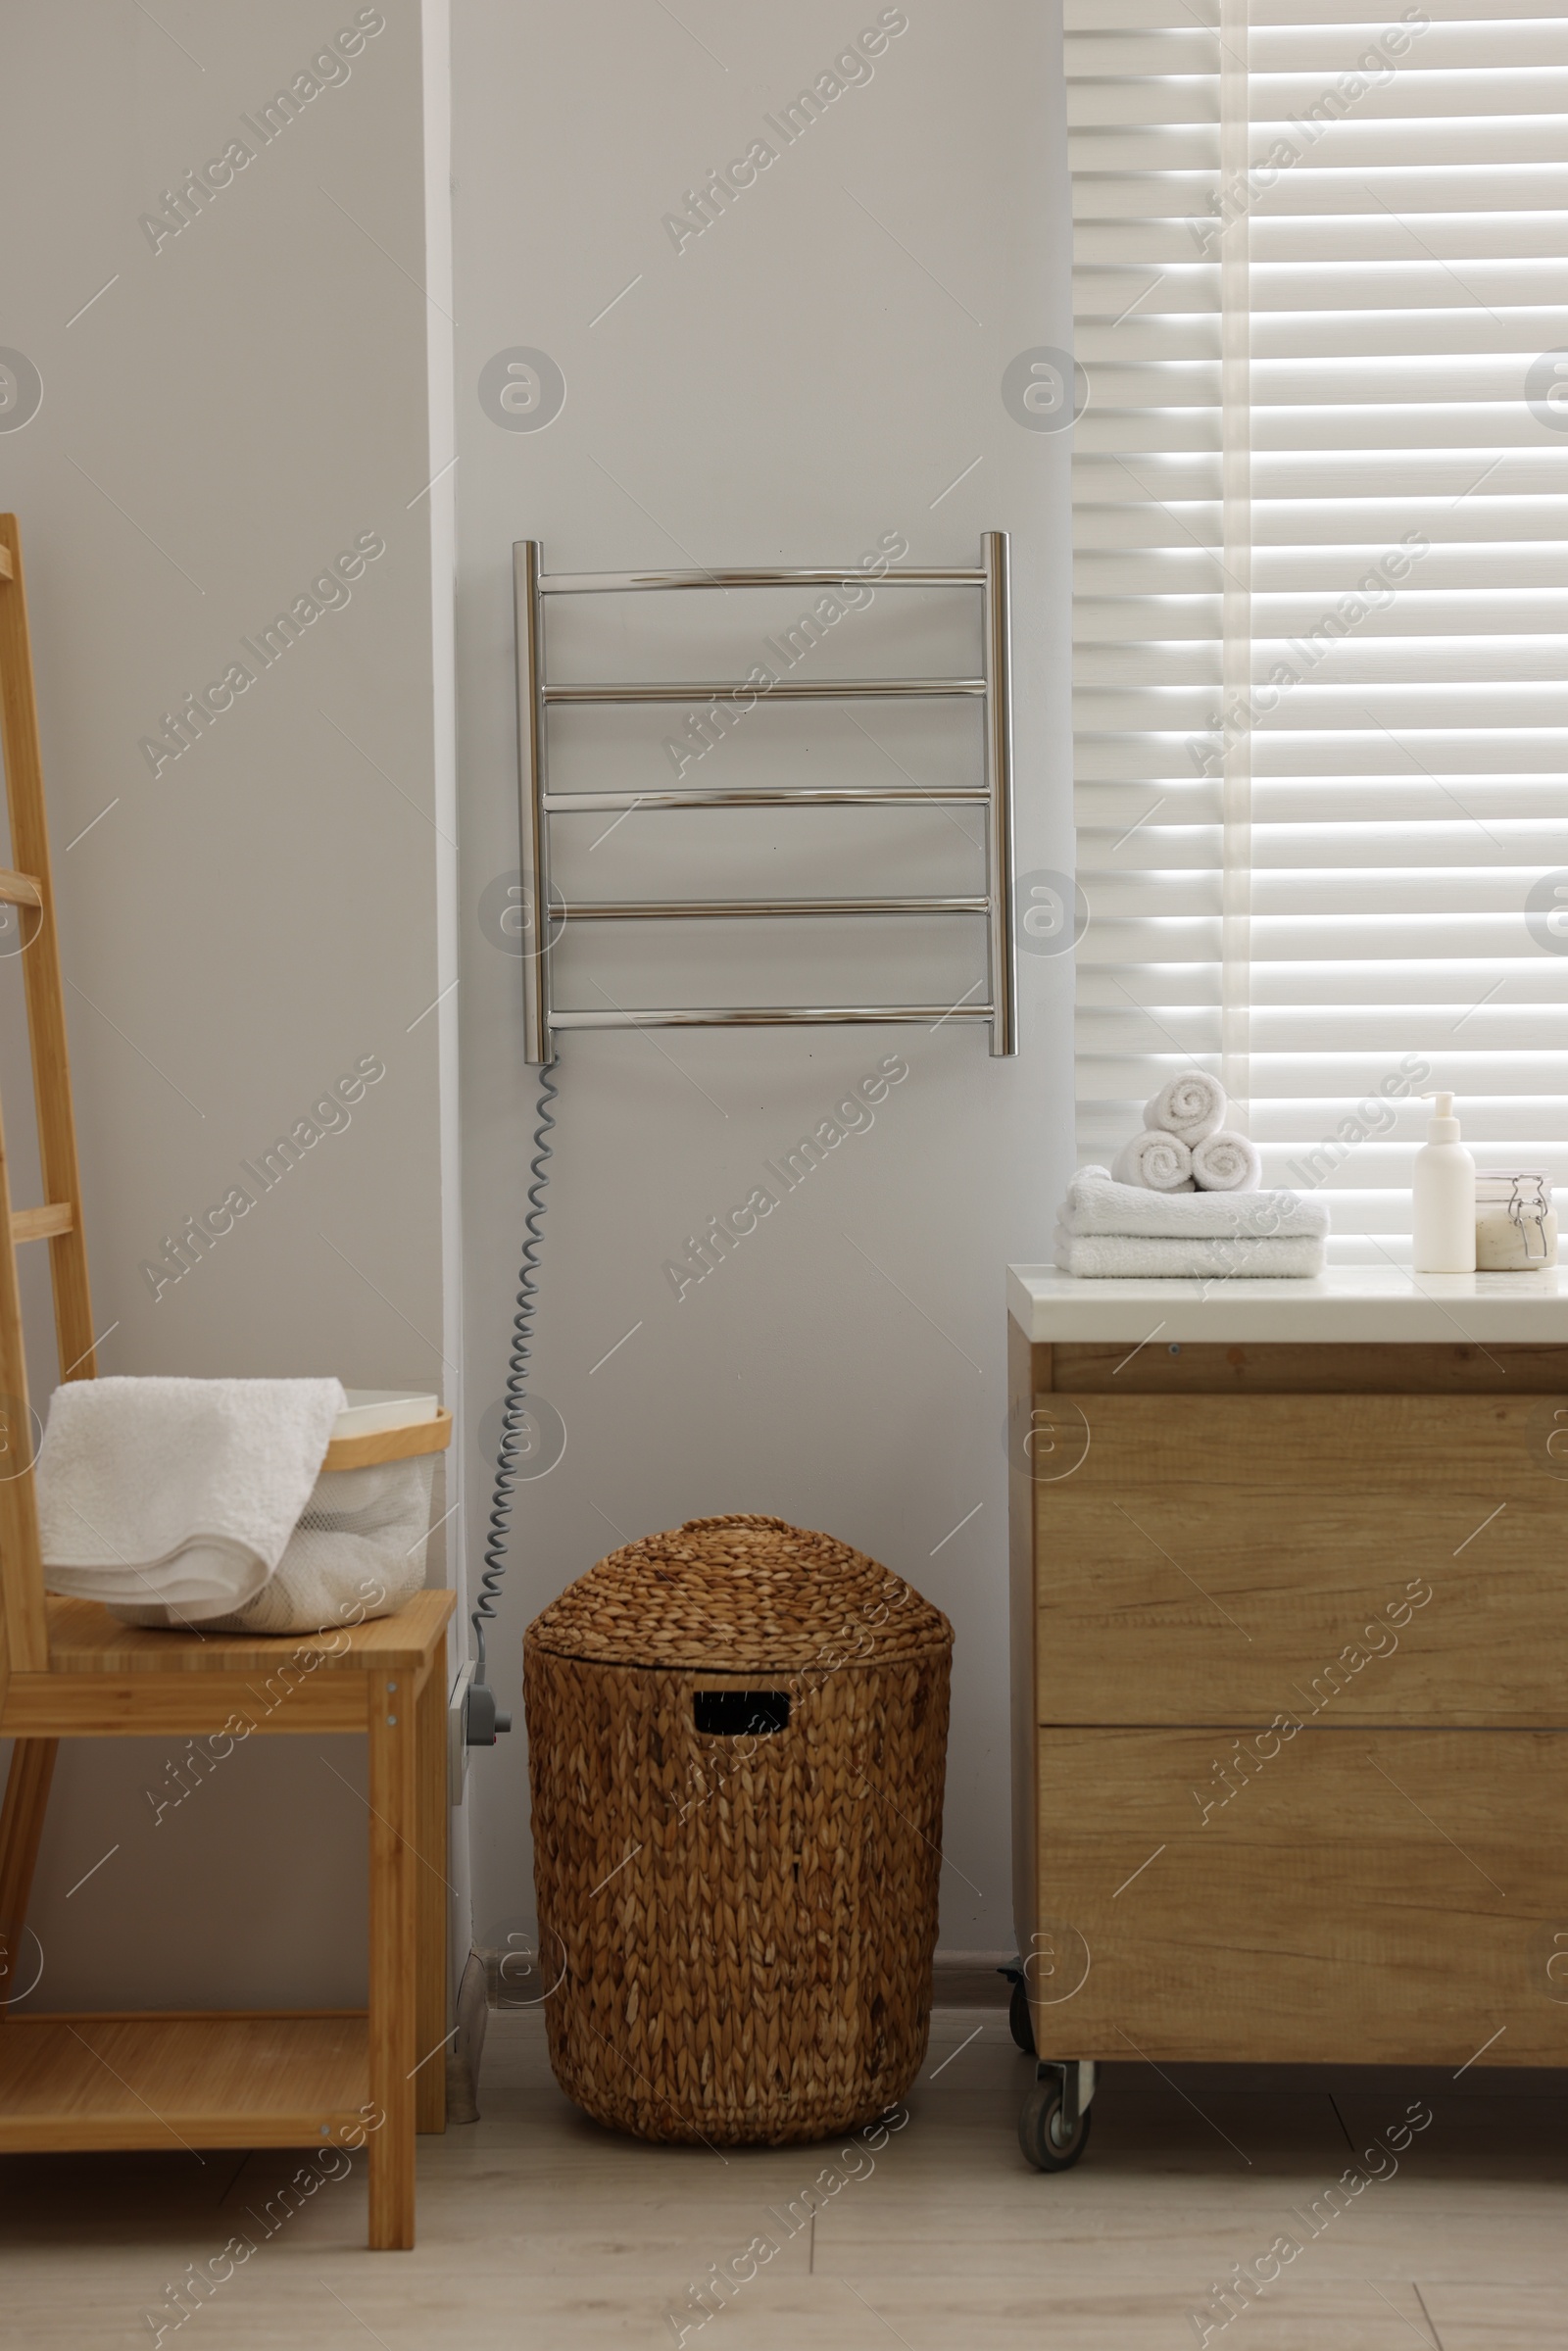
[1007,1265,1568,2171]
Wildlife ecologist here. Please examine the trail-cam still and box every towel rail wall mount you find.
[513,535,1018,1061]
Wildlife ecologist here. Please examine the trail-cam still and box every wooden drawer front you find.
[1036,1393,1568,1726]
[1032,1728,1568,2067]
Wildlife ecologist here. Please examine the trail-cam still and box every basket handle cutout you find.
[693,1690,791,1737]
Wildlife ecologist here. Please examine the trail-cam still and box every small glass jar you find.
[1475,1171,1557,1271]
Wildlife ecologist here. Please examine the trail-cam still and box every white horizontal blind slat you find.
[1068,5,1568,1245]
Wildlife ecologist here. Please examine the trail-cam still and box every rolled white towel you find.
[1192,1128,1261,1193]
[1145,1071,1226,1145]
[1112,1130,1195,1192]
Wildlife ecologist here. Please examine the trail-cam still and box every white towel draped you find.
[36,1377,346,1615]
[112,1455,436,1634]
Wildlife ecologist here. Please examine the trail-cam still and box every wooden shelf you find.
[0,2012,368,2151]
[4,1593,454,1736]
[32,1588,455,1678]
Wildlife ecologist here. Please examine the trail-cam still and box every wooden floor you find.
[0,2005,1563,2346]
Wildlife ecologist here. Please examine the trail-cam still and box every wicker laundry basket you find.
[523,1513,953,2145]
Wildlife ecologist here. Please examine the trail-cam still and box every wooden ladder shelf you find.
[0,515,454,2248]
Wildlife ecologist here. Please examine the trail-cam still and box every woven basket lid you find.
[526,1513,952,1673]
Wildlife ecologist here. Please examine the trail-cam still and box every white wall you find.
[0,0,454,2007]
[454,0,1072,1958]
[0,0,1072,2010]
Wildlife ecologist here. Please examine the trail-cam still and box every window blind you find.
[1067,0,1568,1253]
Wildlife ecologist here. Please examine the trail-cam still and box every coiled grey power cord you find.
[467,1058,559,1743]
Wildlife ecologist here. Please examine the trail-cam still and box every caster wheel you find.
[1008,1978,1036,2054]
[1018,2080,1092,2173]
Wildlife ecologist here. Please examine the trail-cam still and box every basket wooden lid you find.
[526,1513,952,1672]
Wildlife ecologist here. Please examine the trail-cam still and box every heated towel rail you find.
[513,534,1017,1061]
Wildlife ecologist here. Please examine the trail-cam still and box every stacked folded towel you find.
[1113,1072,1262,1196]
[36,1377,347,1619]
[1054,1166,1329,1279]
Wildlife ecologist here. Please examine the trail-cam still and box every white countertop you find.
[1007,1262,1568,1344]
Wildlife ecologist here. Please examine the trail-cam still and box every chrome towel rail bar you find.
[541,677,985,704]
[513,534,1017,1061]
[558,897,990,921]
[548,1004,995,1032]
[542,789,991,811]
[540,565,988,592]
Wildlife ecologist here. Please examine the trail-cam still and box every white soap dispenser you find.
[1412,1091,1476,1274]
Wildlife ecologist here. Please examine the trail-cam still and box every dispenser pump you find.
[1412,1090,1475,1274]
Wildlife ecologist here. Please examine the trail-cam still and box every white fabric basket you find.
[111,1455,436,1636]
